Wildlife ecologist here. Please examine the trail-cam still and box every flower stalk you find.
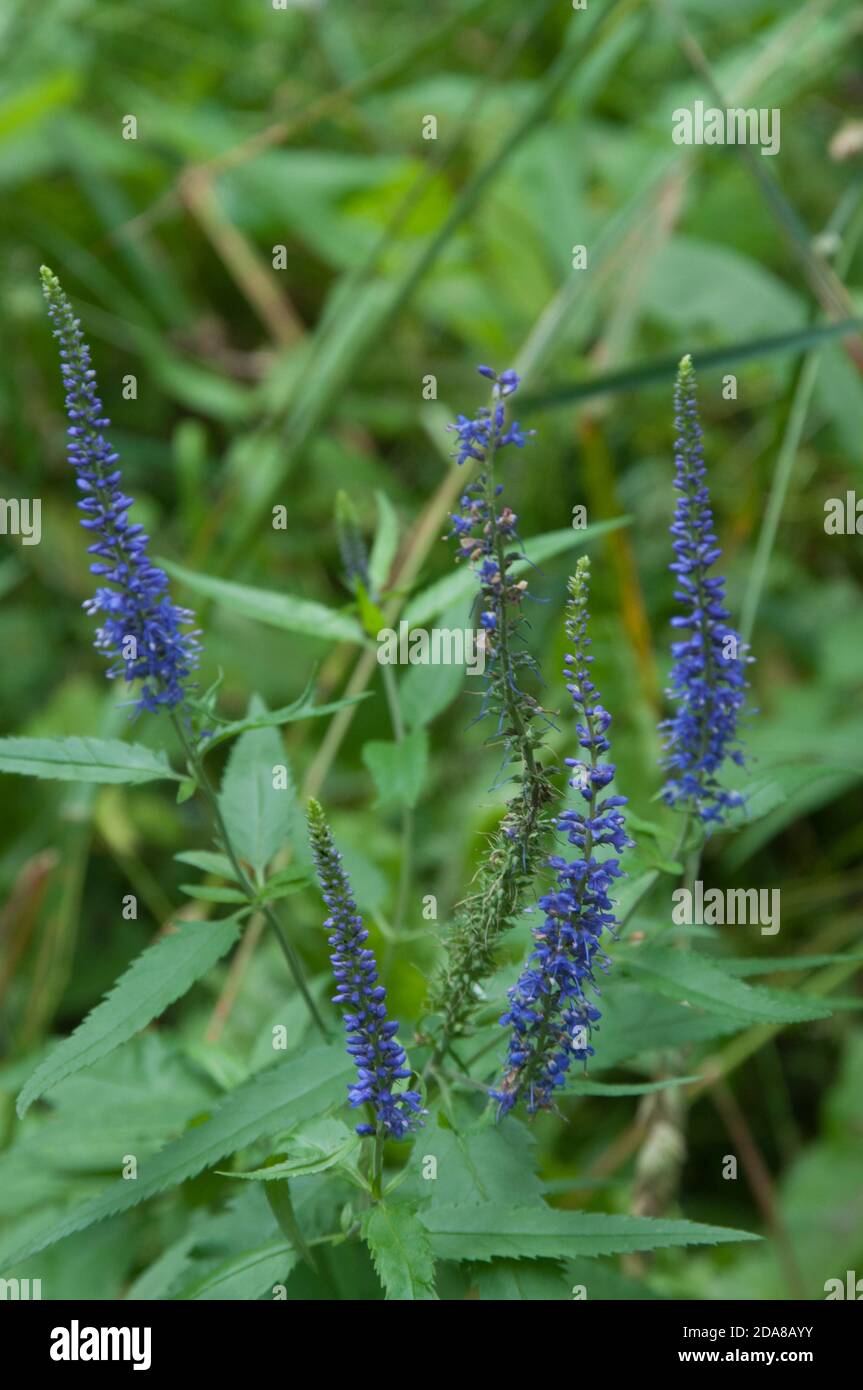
[492,558,632,1114]
[425,368,553,1067]
[308,799,423,1140]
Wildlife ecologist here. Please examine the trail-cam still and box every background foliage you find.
[1,0,862,1300]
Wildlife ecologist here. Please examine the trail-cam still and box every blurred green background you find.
[1,0,862,1299]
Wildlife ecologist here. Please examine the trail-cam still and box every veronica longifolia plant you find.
[40,267,201,714]
[37,268,328,1035]
[4,300,777,1299]
[660,355,750,825]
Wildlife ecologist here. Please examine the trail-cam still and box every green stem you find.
[170,713,329,1038]
[380,662,413,954]
[370,1129,384,1202]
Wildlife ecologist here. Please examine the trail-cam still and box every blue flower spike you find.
[40,267,200,714]
[492,558,633,1116]
[660,355,750,825]
[307,799,424,1140]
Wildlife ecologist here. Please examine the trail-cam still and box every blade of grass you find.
[519,318,863,412]
[741,186,863,643]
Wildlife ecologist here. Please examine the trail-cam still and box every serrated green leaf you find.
[364,1203,438,1300]
[720,953,863,977]
[402,1111,543,1208]
[0,736,181,784]
[362,728,428,808]
[219,701,294,874]
[163,559,367,644]
[16,918,242,1117]
[369,490,399,594]
[421,1205,760,1261]
[1,1044,352,1268]
[595,982,745,1068]
[622,947,834,1025]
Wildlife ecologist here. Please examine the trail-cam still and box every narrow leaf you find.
[179,885,249,905]
[421,1205,760,1261]
[164,559,367,644]
[199,691,371,753]
[0,736,181,785]
[564,1076,699,1097]
[174,850,241,881]
[17,918,242,1116]
[622,947,834,1025]
[520,318,863,412]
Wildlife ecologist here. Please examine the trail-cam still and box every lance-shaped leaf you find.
[621,947,834,1025]
[1,1045,352,1267]
[420,1205,760,1261]
[0,736,182,784]
[163,559,367,645]
[17,918,243,1116]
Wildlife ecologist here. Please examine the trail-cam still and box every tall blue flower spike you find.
[492,558,633,1116]
[308,799,424,1139]
[660,355,749,824]
[40,267,200,714]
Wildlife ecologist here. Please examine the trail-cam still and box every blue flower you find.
[492,558,632,1116]
[307,800,423,1140]
[660,356,750,824]
[41,268,200,714]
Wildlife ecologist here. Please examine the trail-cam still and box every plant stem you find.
[371,1129,384,1202]
[380,662,413,955]
[170,712,329,1038]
